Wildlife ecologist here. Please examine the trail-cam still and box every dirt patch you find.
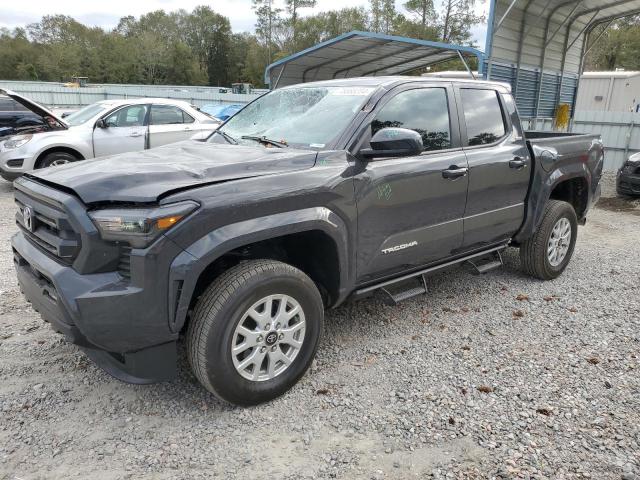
[596,196,640,216]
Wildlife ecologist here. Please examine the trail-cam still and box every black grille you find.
[15,190,81,264]
[118,246,132,279]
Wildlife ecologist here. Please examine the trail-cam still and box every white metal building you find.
[575,71,640,112]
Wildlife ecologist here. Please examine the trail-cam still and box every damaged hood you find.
[28,141,318,203]
[0,88,67,129]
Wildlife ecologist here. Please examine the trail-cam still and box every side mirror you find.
[95,118,107,129]
[359,128,423,159]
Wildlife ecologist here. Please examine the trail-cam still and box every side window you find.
[460,89,506,146]
[150,105,194,125]
[371,88,451,151]
[104,105,148,127]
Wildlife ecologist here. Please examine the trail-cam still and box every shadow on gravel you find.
[0,180,14,195]
[596,196,640,216]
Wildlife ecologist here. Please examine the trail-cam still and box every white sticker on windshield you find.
[330,87,373,96]
[310,143,325,148]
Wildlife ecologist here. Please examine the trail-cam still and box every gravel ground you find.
[0,173,639,480]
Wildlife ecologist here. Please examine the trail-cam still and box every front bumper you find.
[0,149,32,181]
[617,168,640,196]
[0,164,25,181]
[12,231,178,384]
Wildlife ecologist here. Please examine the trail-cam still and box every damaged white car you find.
[0,90,220,181]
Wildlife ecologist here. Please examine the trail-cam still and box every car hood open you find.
[0,89,68,130]
[27,141,318,204]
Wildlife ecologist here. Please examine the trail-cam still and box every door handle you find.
[129,132,142,138]
[509,157,527,169]
[442,166,468,179]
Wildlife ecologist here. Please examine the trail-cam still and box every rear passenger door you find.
[353,84,469,283]
[148,104,197,148]
[456,86,531,249]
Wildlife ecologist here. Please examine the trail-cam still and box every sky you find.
[1,0,489,50]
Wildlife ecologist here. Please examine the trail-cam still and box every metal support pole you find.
[545,1,584,47]
[457,50,477,80]
[486,0,497,80]
[624,120,635,160]
[535,0,583,121]
[582,19,614,57]
[514,0,552,95]
[495,0,520,32]
[566,11,599,52]
[273,63,286,89]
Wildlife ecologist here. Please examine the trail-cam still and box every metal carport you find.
[484,0,640,123]
[264,31,485,89]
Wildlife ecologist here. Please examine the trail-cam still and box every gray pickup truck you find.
[11,77,603,405]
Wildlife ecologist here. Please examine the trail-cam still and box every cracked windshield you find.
[211,86,374,149]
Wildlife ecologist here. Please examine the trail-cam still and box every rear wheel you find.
[187,259,323,406]
[37,151,78,169]
[520,200,578,280]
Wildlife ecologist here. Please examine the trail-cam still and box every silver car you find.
[0,90,221,181]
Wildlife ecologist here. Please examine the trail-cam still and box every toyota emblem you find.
[23,206,35,232]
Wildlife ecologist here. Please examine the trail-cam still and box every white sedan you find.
[0,90,221,181]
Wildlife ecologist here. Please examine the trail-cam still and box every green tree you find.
[585,16,640,70]
[439,0,484,43]
[252,0,283,64]
[285,0,317,51]
[369,0,400,34]
[401,0,438,39]
[184,6,233,86]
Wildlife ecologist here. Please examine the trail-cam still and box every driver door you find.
[353,85,469,283]
[93,104,149,157]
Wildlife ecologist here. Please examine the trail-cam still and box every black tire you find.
[520,200,578,280]
[37,151,78,169]
[187,259,324,406]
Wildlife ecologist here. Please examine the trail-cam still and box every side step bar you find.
[354,243,509,303]
[466,250,503,274]
[379,275,428,306]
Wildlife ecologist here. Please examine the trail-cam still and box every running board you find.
[378,275,427,306]
[354,243,509,301]
[465,250,503,274]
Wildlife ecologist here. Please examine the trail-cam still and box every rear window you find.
[460,89,506,146]
[150,105,194,125]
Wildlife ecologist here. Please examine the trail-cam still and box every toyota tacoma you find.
[11,77,603,405]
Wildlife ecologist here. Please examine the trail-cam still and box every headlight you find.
[89,201,199,248]
[3,134,33,150]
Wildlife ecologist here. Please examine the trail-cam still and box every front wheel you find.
[519,200,578,280]
[187,259,324,406]
[37,151,78,169]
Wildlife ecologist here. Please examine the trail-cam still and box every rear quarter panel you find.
[514,133,604,242]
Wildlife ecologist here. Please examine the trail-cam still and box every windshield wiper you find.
[214,130,238,145]
[241,135,288,148]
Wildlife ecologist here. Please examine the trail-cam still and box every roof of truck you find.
[279,76,512,93]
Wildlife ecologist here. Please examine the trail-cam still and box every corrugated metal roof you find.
[485,0,640,118]
[264,31,485,88]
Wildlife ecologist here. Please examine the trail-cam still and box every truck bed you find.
[525,130,601,158]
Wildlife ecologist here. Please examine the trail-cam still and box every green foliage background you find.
[0,0,487,87]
